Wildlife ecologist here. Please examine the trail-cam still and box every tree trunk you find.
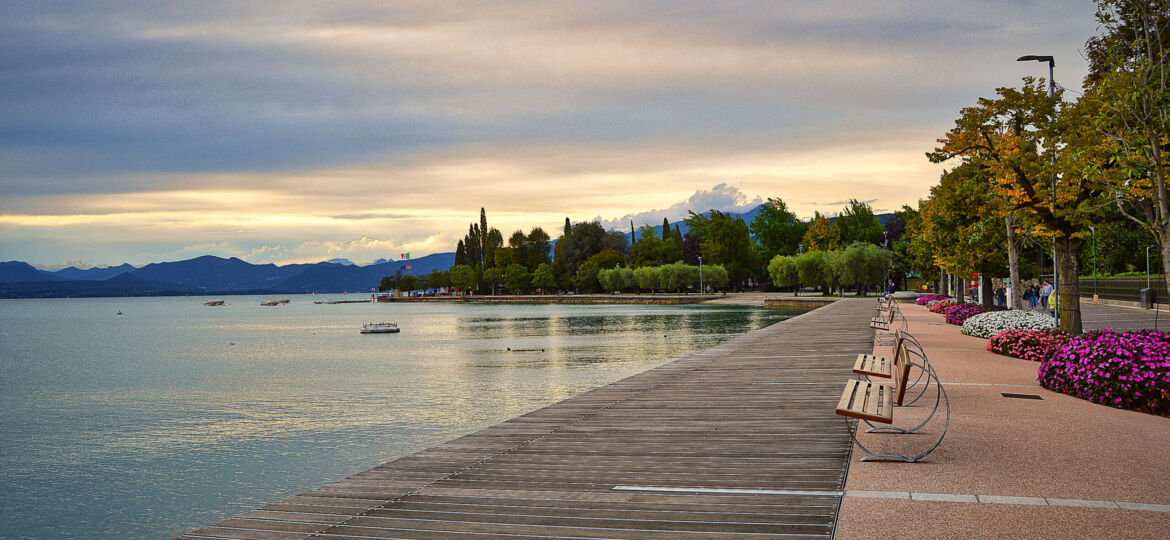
[981,274,994,307]
[1006,215,1023,309]
[1055,236,1084,335]
[954,272,965,303]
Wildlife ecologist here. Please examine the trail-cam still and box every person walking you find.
[1025,284,1038,310]
[995,285,1007,308]
[1040,281,1053,311]
[886,279,896,297]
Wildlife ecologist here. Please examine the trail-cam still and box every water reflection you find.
[0,297,798,539]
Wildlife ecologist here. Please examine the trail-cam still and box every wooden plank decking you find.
[181,298,876,539]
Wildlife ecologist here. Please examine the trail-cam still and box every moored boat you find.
[204,299,225,306]
[260,299,281,306]
[361,322,400,334]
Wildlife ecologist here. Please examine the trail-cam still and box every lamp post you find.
[883,231,889,288]
[1147,245,1154,291]
[1018,54,1058,324]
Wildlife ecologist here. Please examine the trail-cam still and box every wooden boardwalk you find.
[181,299,876,539]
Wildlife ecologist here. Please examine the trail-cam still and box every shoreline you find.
[379,292,845,308]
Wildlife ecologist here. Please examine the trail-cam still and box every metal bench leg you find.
[849,378,951,463]
[865,357,945,434]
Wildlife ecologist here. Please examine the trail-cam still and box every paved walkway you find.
[181,300,876,539]
[836,302,1170,539]
[1080,300,1169,332]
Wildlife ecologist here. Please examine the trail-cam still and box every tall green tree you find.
[398,275,422,293]
[835,199,885,245]
[696,210,754,290]
[503,264,531,294]
[483,227,503,269]
[629,224,682,267]
[750,197,805,259]
[448,265,478,293]
[801,212,840,252]
[525,227,552,270]
[918,164,1011,296]
[454,240,467,267]
[930,79,1110,333]
[530,263,556,293]
[553,221,626,285]
[831,243,893,296]
[573,261,602,292]
[1084,0,1170,300]
[767,255,799,289]
[795,250,832,293]
[483,267,504,294]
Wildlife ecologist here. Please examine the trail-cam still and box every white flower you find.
[961,309,1056,338]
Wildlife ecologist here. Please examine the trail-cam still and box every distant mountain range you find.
[1,206,895,298]
[0,254,453,299]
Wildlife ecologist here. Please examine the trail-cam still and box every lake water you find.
[0,295,796,538]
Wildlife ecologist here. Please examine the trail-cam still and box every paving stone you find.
[846,490,910,499]
[910,492,978,503]
[1117,501,1170,513]
[977,495,1047,505]
[1045,498,1120,509]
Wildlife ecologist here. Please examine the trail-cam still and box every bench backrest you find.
[892,340,913,405]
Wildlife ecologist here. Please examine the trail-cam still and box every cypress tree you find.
[455,240,467,266]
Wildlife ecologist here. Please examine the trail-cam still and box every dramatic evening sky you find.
[1,1,1098,268]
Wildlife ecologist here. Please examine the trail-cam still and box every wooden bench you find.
[870,300,904,344]
[836,335,950,463]
[855,330,936,406]
[854,330,905,378]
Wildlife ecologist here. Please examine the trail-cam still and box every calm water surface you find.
[0,295,796,538]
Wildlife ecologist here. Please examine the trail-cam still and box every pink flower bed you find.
[928,301,958,314]
[944,303,1003,325]
[1038,329,1170,416]
[987,329,1070,362]
[916,294,951,306]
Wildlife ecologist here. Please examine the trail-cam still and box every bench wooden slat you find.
[837,379,860,411]
[893,343,913,406]
[853,353,892,377]
[835,380,894,424]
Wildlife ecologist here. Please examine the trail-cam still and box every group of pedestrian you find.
[1021,281,1055,312]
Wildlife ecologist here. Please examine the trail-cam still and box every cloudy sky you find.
[1,1,1098,268]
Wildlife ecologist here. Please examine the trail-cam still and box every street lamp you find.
[1018,54,1058,324]
[1147,245,1155,290]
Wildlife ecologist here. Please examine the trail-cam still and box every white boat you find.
[204,299,225,306]
[361,322,400,334]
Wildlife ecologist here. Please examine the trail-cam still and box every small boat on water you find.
[204,299,225,306]
[260,299,281,306]
[361,322,400,334]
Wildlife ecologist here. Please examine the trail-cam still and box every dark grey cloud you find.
[1,1,1098,196]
